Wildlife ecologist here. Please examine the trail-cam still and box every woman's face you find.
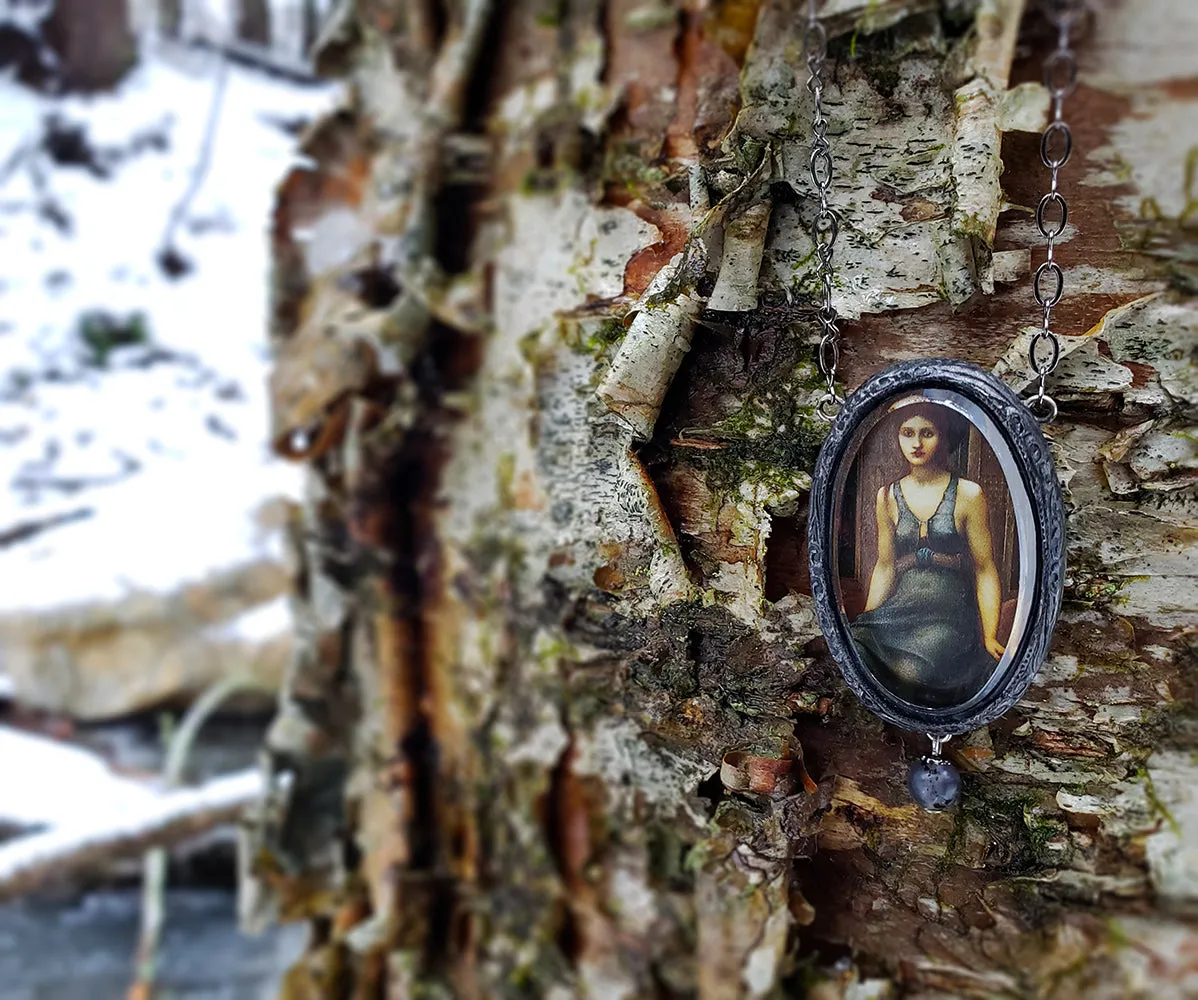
[899,415,940,467]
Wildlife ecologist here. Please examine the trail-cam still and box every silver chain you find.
[805,0,841,422]
[803,0,1083,424]
[1028,1,1085,423]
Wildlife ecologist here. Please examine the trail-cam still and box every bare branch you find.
[0,770,262,901]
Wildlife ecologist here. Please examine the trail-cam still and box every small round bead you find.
[907,757,961,811]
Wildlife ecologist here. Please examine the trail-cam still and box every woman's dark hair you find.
[888,400,969,461]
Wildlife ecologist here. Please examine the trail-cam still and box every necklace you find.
[804,1,1081,810]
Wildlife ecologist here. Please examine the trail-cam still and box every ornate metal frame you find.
[807,359,1066,736]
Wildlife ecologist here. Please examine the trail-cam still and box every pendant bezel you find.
[808,359,1066,736]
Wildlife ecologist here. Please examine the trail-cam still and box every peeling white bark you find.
[708,200,773,312]
[596,252,706,439]
[741,0,1045,320]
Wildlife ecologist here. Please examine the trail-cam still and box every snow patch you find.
[0,54,339,614]
[0,765,262,888]
[0,725,157,829]
[205,594,291,643]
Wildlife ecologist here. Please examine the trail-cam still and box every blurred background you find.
[0,1,338,996]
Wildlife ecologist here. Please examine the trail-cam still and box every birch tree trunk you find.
[248,1,1198,997]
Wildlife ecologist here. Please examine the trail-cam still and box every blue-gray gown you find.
[850,475,996,708]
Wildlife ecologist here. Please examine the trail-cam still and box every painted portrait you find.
[833,391,1028,710]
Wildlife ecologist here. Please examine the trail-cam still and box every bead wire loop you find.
[815,391,843,423]
[1027,390,1059,424]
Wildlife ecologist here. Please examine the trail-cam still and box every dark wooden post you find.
[237,0,271,48]
[42,0,137,91]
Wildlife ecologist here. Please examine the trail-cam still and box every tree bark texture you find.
[250,1,1198,997]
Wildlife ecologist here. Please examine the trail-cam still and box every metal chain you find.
[805,0,841,421]
[1028,1,1085,423]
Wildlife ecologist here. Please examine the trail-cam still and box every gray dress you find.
[850,475,996,708]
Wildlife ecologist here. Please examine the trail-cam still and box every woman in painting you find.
[851,401,1005,708]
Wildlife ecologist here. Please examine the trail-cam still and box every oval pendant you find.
[808,359,1065,737]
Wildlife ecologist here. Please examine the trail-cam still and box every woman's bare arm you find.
[963,485,1004,658]
[864,486,896,612]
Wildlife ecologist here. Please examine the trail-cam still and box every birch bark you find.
[250,1,1198,997]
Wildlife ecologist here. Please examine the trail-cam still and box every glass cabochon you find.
[831,389,1034,712]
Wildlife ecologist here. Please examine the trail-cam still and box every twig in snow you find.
[0,139,32,190]
[0,507,92,547]
[0,135,72,233]
[156,50,230,279]
[129,676,266,1000]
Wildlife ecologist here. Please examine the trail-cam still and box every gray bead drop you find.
[907,757,961,811]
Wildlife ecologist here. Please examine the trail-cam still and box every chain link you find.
[801,0,1083,424]
[805,0,842,420]
[1028,1,1084,423]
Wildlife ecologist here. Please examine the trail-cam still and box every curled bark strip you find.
[721,749,791,795]
[1097,418,1155,463]
[795,755,819,796]
[596,154,771,439]
[272,398,353,463]
[721,741,818,797]
[786,693,833,716]
[708,199,772,312]
[669,436,728,450]
[427,0,494,124]
[621,202,693,299]
[596,253,706,439]
[950,0,1037,247]
[269,304,380,452]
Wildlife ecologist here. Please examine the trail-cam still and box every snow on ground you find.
[203,593,292,644]
[0,731,263,892]
[0,49,339,616]
[0,725,158,829]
